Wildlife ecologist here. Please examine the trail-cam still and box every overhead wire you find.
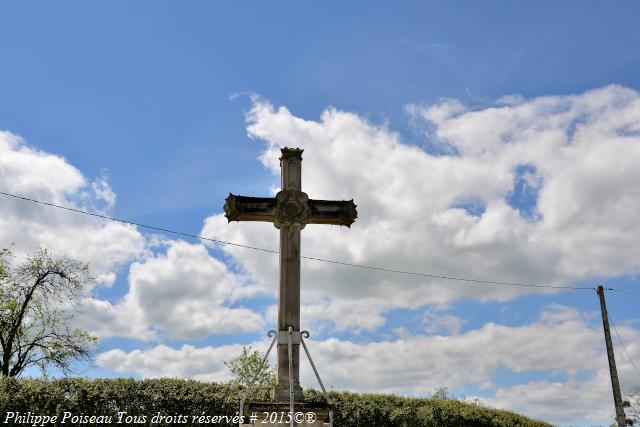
[0,190,636,294]
[607,288,640,297]
[610,317,640,381]
[0,190,278,255]
[298,254,594,290]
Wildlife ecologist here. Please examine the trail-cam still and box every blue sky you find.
[2,2,640,425]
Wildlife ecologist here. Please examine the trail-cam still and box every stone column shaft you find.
[273,149,304,401]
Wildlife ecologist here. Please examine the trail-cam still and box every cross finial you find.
[280,147,303,160]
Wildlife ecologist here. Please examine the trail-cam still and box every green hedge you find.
[0,378,553,426]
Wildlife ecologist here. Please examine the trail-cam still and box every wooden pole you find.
[597,285,626,427]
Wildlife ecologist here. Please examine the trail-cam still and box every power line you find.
[608,288,640,297]
[0,190,622,292]
[299,254,593,290]
[610,317,640,381]
[0,191,278,255]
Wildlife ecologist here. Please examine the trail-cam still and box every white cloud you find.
[0,131,267,342]
[483,374,612,425]
[97,343,243,382]
[306,306,606,395]
[74,296,156,342]
[78,240,267,341]
[420,310,466,335]
[409,97,467,123]
[0,131,145,285]
[89,171,116,209]
[201,85,640,332]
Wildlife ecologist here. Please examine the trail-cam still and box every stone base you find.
[272,383,304,401]
[241,401,332,426]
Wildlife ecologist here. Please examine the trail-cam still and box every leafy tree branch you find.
[0,248,97,377]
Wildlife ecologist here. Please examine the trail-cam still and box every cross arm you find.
[224,194,276,223]
[308,199,358,227]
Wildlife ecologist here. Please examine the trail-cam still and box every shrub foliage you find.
[0,378,553,426]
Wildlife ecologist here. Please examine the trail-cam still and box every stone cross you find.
[224,147,357,401]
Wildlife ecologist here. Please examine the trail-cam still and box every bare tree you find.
[0,248,97,377]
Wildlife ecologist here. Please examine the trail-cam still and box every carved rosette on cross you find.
[273,190,310,230]
[223,147,357,405]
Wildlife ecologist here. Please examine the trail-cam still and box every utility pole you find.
[597,285,627,427]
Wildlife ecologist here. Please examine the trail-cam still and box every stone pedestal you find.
[273,380,304,402]
[241,402,332,427]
